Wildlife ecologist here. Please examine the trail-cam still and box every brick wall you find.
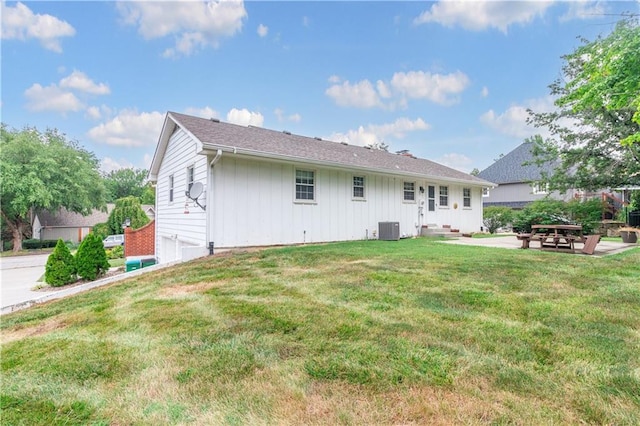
[124,220,155,257]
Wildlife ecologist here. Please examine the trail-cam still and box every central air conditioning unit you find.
[378,222,400,241]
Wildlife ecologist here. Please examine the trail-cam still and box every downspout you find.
[207,149,223,254]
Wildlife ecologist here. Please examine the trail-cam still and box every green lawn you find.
[2,239,639,425]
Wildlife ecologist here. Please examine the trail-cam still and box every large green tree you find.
[107,196,150,235]
[0,125,106,251]
[103,167,149,202]
[528,17,640,192]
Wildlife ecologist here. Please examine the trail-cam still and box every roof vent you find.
[340,142,348,146]
[210,118,220,123]
[314,137,322,141]
[364,146,372,150]
[283,130,291,135]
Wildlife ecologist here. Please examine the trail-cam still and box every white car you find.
[103,234,124,248]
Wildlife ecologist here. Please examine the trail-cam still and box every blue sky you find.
[2,1,639,174]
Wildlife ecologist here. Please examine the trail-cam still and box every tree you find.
[107,196,150,235]
[557,18,640,147]
[103,167,149,202]
[75,233,110,281]
[44,239,76,287]
[528,17,640,192]
[139,182,156,205]
[482,206,513,234]
[0,125,106,252]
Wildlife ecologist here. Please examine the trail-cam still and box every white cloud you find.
[117,0,247,57]
[184,106,219,119]
[559,0,607,22]
[390,70,470,105]
[59,70,110,95]
[327,117,430,147]
[480,96,556,138]
[325,79,383,108]
[481,86,489,98]
[227,108,264,127]
[436,153,474,173]
[413,0,551,33]
[24,70,110,114]
[100,156,135,174]
[257,23,268,37]
[326,69,470,109]
[302,16,310,27]
[1,1,75,52]
[24,83,83,113]
[274,108,301,123]
[88,110,165,147]
[85,104,112,120]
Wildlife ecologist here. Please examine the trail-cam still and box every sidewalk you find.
[1,261,177,316]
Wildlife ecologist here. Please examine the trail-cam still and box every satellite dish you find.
[188,182,203,199]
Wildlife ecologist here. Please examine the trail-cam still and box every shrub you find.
[512,199,571,233]
[107,196,150,235]
[565,198,604,234]
[44,239,76,287]
[22,239,58,250]
[512,198,605,233]
[75,233,110,281]
[92,222,110,241]
[106,245,124,260]
[483,206,514,234]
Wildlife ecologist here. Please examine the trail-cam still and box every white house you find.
[148,112,495,264]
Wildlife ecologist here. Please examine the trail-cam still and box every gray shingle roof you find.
[166,112,492,186]
[36,205,113,228]
[477,141,557,184]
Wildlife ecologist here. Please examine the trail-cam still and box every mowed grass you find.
[2,239,639,425]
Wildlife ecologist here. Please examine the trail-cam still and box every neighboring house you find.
[148,112,495,264]
[141,204,155,221]
[32,205,113,243]
[477,141,576,209]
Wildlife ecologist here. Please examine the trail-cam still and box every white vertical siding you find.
[155,129,208,263]
[210,156,484,248]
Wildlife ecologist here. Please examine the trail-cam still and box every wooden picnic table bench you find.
[530,224,584,252]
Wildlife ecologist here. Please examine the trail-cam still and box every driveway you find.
[1,254,49,310]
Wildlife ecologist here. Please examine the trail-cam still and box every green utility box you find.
[141,257,156,268]
[125,259,141,272]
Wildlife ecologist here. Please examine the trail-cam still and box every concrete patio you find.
[439,234,638,256]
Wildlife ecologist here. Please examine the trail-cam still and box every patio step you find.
[420,227,461,238]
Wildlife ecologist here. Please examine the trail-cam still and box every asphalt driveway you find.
[1,254,49,310]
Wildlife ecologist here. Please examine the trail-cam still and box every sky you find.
[2,0,639,175]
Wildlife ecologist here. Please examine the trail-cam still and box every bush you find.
[75,233,110,281]
[483,206,514,234]
[22,239,58,250]
[92,222,110,241]
[106,245,124,260]
[512,198,604,233]
[44,239,76,287]
[565,198,604,234]
[107,196,150,235]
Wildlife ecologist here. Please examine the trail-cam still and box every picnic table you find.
[530,224,584,252]
[517,224,601,254]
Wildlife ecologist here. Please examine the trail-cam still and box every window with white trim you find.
[463,188,472,208]
[532,182,548,195]
[295,169,315,201]
[403,182,415,201]
[169,175,174,203]
[186,165,195,192]
[439,186,449,207]
[353,176,365,199]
